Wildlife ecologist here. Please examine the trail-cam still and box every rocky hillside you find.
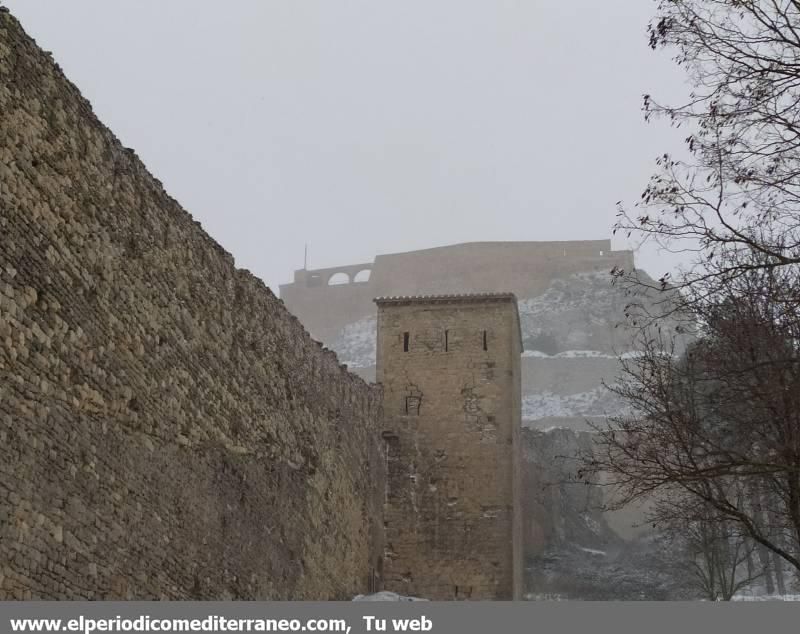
[521,427,695,600]
[521,427,616,554]
[517,271,635,355]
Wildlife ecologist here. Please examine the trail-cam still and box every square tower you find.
[375,293,523,600]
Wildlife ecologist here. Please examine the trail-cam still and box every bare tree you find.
[584,265,800,579]
[593,3,800,594]
[616,0,800,296]
[654,488,764,600]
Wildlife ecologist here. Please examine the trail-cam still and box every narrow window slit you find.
[482,330,488,351]
[403,332,410,352]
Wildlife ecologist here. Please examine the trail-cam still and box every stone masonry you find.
[375,294,523,600]
[0,10,385,600]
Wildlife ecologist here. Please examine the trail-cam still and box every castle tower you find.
[375,293,523,600]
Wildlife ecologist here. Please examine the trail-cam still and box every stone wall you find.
[0,9,385,600]
[375,295,522,600]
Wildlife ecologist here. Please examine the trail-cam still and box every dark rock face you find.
[520,428,696,600]
[0,12,385,600]
[521,428,615,557]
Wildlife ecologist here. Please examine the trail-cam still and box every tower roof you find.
[374,292,517,305]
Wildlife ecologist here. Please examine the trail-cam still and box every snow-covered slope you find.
[522,387,627,423]
[331,315,376,369]
[517,272,634,355]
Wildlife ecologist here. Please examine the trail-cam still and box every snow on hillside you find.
[331,315,376,369]
[522,387,627,423]
[517,272,633,355]
[523,350,644,359]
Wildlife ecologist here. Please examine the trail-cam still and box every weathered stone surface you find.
[0,11,385,600]
[375,295,522,600]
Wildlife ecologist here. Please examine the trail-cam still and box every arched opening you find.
[353,269,372,283]
[327,272,350,285]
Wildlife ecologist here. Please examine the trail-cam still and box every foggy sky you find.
[4,0,690,291]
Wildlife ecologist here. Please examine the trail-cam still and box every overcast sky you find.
[5,0,689,292]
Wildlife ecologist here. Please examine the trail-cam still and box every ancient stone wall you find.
[375,295,522,600]
[0,10,384,600]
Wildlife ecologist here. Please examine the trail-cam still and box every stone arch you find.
[327,272,351,286]
[353,268,372,283]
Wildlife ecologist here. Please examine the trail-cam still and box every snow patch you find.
[522,349,638,359]
[330,315,377,369]
[522,350,552,358]
[352,592,428,602]
[522,387,626,421]
[578,547,607,556]
[732,594,800,601]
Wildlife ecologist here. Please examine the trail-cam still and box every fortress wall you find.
[280,242,635,345]
[370,241,629,298]
[0,11,384,600]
